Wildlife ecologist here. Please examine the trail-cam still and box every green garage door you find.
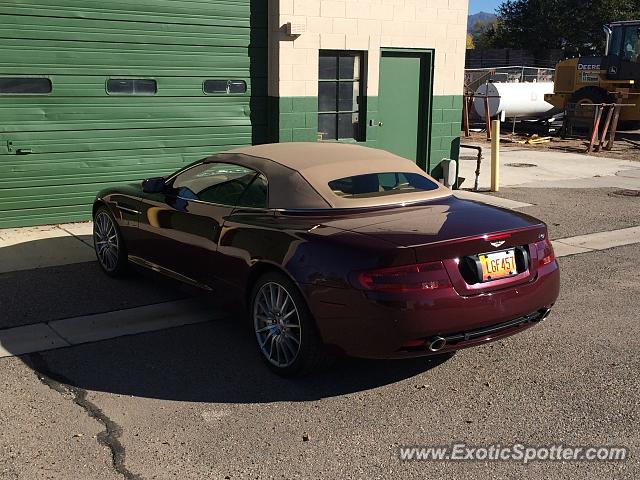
[0,0,267,228]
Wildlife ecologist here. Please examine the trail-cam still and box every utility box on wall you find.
[285,22,306,36]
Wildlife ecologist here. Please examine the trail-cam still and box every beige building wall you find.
[268,0,467,173]
[268,0,468,98]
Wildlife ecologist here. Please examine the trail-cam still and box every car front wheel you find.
[250,272,331,376]
[93,206,128,276]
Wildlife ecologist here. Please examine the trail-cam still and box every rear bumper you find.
[302,261,560,359]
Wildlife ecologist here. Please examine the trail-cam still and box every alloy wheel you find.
[94,211,120,272]
[253,282,302,368]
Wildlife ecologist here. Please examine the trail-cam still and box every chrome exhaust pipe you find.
[534,308,551,322]
[428,336,447,352]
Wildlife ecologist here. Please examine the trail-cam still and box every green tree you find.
[475,20,504,49]
[487,0,640,55]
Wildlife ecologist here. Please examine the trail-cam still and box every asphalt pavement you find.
[490,187,640,240]
[1,185,639,479]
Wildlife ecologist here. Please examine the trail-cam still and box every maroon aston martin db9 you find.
[93,143,559,375]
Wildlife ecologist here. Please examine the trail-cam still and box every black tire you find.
[572,88,640,131]
[570,87,613,124]
[249,271,332,376]
[93,206,129,277]
[569,87,615,136]
[569,86,613,108]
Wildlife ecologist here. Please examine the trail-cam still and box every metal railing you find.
[464,66,556,94]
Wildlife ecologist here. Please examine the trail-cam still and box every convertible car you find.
[93,143,559,375]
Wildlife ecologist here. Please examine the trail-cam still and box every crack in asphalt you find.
[26,353,142,480]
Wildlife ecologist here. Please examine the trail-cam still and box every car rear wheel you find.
[250,272,331,376]
[93,206,128,276]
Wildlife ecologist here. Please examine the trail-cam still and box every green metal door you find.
[377,50,433,171]
[0,0,267,228]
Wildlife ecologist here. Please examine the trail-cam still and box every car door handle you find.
[16,148,33,154]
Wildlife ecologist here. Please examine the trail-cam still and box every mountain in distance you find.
[467,11,498,34]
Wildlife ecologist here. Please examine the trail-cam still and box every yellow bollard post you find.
[491,120,500,192]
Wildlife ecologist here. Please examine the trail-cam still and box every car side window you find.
[170,162,259,206]
[237,174,268,208]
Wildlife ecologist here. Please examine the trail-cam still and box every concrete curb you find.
[0,323,70,358]
[50,299,222,344]
[0,299,226,359]
[0,223,94,274]
[452,190,533,209]
[553,226,640,256]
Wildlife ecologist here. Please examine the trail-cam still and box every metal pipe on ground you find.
[460,144,483,192]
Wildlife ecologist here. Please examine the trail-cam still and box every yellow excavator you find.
[545,20,640,123]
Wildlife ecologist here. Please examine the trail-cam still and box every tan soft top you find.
[211,142,450,209]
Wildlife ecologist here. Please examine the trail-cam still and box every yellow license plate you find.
[479,250,517,281]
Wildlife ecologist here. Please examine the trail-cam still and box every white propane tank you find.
[473,82,557,120]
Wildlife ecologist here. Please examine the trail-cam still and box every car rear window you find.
[328,172,439,199]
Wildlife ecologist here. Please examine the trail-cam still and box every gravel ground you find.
[464,130,640,161]
[0,359,120,480]
[488,187,640,239]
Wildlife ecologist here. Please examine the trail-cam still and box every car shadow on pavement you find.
[0,253,197,330]
[1,235,453,403]
[24,312,453,403]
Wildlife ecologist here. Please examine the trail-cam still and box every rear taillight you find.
[354,261,452,292]
[536,238,555,266]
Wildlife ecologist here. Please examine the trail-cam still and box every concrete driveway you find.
[458,143,640,190]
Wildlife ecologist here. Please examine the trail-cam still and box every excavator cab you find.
[605,21,640,83]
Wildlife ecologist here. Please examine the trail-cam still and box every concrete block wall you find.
[268,0,467,172]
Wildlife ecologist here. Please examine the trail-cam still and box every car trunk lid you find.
[319,196,547,295]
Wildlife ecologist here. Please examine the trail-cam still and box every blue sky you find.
[468,0,502,14]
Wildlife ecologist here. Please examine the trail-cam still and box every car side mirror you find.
[142,177,166,194]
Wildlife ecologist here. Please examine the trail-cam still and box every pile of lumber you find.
[516,134,552,145]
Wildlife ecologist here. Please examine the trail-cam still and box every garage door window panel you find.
[106,79,157,95]
[0,77,51,94]
[203,79,248,94]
